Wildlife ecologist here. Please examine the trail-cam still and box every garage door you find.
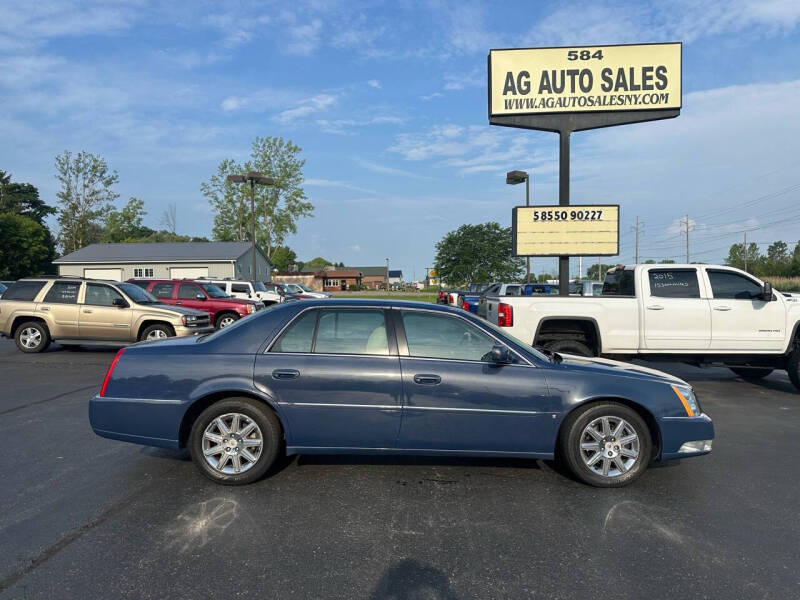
[84,268,123,281]
[170,267,209,279]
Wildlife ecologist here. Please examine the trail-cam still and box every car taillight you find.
[461,300,469,311]
[99,348,125,397]
[497,303,513,327]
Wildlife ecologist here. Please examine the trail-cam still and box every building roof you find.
[346,266,388,277]
[317,270,361,278]
[54,242,265,264]
[388,270,403,278]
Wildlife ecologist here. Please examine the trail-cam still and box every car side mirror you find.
[490,344,512,364]
[196,293,206,300]
[762,281,773,302]
[112,298,128,308]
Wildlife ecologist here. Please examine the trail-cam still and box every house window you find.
[324,279,340,287]
[133,267,154,278]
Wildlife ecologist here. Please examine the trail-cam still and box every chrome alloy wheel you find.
[20,327,42,349]
[146,329,168,340]
[580,416,640,478]
[202,413,263,474]
[218,316,236,328]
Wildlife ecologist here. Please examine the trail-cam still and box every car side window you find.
[271,309,318,353]
[85,284,123,307]
[2,280,46,301]
[178,284,199,299]
[315,309,389,355]
[43,282,81,304]
[151,283,174,298]
[504,285,521,296]
[648,269,700,298]
[708,270,764,300]
[231,283,250,294]
[401,311,497,362]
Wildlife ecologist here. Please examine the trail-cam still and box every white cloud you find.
[354,158,430,179]
[305,178,378,194]
[273,93,338,123]
[283,18,323,56]
[443,68,484,91]
[421,92,442,101]
[367,79,381,89]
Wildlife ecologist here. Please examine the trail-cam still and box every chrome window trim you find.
[278,401,542,416]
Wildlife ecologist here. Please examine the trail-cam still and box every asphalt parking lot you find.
[0,339,798,599]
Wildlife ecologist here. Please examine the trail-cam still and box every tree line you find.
[725,241,800,277]
[0,136,312,280]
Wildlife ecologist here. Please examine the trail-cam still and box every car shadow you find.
[370,558,458,600]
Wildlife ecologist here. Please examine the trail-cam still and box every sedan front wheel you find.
[560,402,651,487]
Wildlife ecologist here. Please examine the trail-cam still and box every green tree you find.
[765,241,790,275]
[0,214,55,278]
[55,151,119,253]
[587,263,616,280]
[304,256,332,270]
[203,137,313,260]
[271,246,297,272]
[537,273,553,283]
[0,176,56,226]
[101,197,152,242]
[725,242,763,274]
[434,222,523,286]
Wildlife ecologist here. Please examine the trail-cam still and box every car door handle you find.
[413,374,441,385]
[272,369,299,380]
[646,305,664,310]
[713,306,732,311]
[40,306,50,311]
[83,309,93,314]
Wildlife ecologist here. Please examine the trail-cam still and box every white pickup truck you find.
[485,264,800,390]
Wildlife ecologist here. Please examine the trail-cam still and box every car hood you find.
[556,353,689,386]
[148,303,207,317]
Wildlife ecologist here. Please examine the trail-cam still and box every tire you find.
[787,349,800,392]
[215,312,240,329]
[560,402,652,488]
[729,367,773,380]
[14,321,50,353]
[544,338,594,357]
[139,323,174,342]
[189,397,282,485]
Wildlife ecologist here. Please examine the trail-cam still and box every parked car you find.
[281,282,332,299]
[570,280,605,296]
[484,263,800,391]
[200,278,282,305]
[90,299,713,487]
[476,283,524,318]
[274,283,314,301]
[0,276,212,353]
[127,279,263,329]
[455,283,491,313]
[0,282,6,298]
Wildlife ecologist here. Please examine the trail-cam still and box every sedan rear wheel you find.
[189,397,281,485]
[560,402,651,487]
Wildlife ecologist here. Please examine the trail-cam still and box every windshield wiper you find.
[534,345,563,364]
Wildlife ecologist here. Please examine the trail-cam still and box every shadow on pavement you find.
[370,559,458,600]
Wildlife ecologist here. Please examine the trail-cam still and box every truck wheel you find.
[560,402,651,488]
[787,349,800,391]
[215,312,239,329]
[544,339,594,357]
[15,321,50,353]
[729,367,773,380]
[140,323,174,341]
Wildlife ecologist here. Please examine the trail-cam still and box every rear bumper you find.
[658,413,715,460]
[89,395,183,449]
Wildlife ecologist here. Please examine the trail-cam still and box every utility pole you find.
[631,216,644,264]
[682,215,691,263]
[744,231,748,272]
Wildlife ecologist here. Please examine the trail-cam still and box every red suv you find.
[127,279,263,329]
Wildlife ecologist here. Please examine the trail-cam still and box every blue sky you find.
[1,0,800,280]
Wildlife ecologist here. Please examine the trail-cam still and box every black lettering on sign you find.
[600,68,613,92]
[538,70,552,94]
[641,65,654,90]
[655,65,668,90]
[503,71,516,95]
[517,71,530,94]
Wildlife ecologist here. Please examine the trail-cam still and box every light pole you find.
[385,257,390,291]
[227,171,274,280]
[506,170,531,283]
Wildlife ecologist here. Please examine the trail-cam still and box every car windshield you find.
[0,282,6,294]
[298,284,313,292]
[201,283,229,298]
[251,281,267,292]
[478,318,550,363]
[117,282,158,304]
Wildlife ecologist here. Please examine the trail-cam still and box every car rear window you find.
[648,269,700,298]
[2,280,47,301]
[151,283,175,299]
[271,309,318,353]
[231,283,250,294]
[43,281,81,304]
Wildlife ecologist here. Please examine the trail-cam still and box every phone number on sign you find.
[531,209,604,222]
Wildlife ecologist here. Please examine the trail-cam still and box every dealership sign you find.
[512,205,620,257]
[489,43,681,117]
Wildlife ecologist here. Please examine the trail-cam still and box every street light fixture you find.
[227,171,275,282]
[506,170,531,283]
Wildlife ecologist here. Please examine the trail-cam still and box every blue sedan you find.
[90,300,713,487]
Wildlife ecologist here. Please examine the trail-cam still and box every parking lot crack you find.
[0,384,97,417]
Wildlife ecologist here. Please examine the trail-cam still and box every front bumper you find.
[174,325,215,336]
[658,413,715,460]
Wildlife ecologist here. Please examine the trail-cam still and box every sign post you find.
[488,42,682,295]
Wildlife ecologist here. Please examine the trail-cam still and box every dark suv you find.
[128,279,263,329]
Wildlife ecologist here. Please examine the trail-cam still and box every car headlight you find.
[247,304,254,314]
[671,385,700,417]
[181,315,199,326]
